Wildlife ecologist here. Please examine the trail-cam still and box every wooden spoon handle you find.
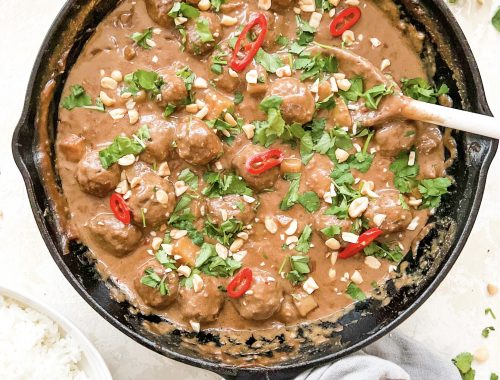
[401,99,500,139]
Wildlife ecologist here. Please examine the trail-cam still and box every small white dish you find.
[0,286,112,380]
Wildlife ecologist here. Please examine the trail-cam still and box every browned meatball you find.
[261,11,286,50]
[58,134,86,162]
[416,124,442,154]
[374,121,417,157]
[232,144,279,192]
[176,117,223,165]
[85,213,142,257]
[134,261,179,309]
[276,296,299,323]
[179,275,225,322]
[127,170,176,227]
[313,207,352,242]
[145,0,175,27]
[209,46,241,92]
[76,150,120,197]
[157,70,188,107]
[206,195,256,225]
[302,154,333,197]
[185,12,221,56]
[139,117,176,164]
[266,78,315,125]
[364,189,412,233]
[231,269,283,321]
[271,0,295,10]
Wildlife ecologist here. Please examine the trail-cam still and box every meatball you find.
[266,78,315,125]
[276,296,299,323]
[206,195,256,225]
[179,275,225,322]
[261,12,286,50]
[232,144,279,192]
[185,12,221,56]
[416,124,442,154]
[157,70,188,107]
[139,117,176,165]
[127,170,176,227]
[231,269,283,321]
[86,213,142,257]
[202,88,235,120]
[313,207,352,242]
[58,134,86,162]
[76,150,120,197]
[374,121,417,157]
[145,0,175,27]
[134,261,179,309]
[302,154,333,197]
[271,0,295,10]
[176,117,223,165]
[210,46,242,93]
[364,189,412,233]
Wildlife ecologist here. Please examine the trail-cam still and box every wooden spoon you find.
[312,44,499,139]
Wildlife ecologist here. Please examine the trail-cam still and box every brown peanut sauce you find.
[50,0,450,365]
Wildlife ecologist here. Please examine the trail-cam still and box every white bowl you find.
[0,286,112,380]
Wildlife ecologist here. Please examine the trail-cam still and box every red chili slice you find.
[329,6,362,37]
[110,193,131,225]
[338,227,383,259]
[245,149,284,175]
[230,13,268,72]
[227,268,253,298]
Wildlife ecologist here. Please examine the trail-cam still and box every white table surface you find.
[0,1,499,379]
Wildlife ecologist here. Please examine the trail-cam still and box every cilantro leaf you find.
[390,151,419,193]
[280,173,301,210]
[140,268,169,296]
[401,77,449,104]
[452,352,475,380]
[210,0,225,11]
[364,242,404,263]
[204,218,244,246]
[168,2,200,18]
[418,177,452,209]
[260,95,283,111]
[363,84,393,109]
[494,8,500,31]
[296,225,313,253]
[491,374,499,380]
[320,225,341,238]
[123,70,164,95]
[168,195,204,245]
[98,125,151,169]
[346,282,366,301]
[195,243,242,277]
[294,53,338,81]
[298,191,321,213]
[255,48,283,73]
[485,308,496,319]
[295,16,316,46]
[196,18,214,43]
[62,85,104,111]
[482,326,495,338]
[286,255,311,285]
[177,168,199,189]
[130,28,154,49]
[202,172,253,198]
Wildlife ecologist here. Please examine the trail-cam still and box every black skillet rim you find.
[11,0,498,378]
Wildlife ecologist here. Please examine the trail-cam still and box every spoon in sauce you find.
[313,44,499,139]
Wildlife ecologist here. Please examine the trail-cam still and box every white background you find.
[0,0,499,378]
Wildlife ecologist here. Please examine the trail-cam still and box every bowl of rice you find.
[0,286,112,380]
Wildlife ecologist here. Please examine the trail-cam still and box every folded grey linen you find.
[296,332,460,380]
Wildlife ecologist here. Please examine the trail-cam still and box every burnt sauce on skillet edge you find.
[36,0,458,366]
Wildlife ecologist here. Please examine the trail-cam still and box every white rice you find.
[0,295,90,380]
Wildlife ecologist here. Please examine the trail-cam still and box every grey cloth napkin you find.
[296,332,460,380]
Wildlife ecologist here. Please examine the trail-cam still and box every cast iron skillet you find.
[11,0,497,378]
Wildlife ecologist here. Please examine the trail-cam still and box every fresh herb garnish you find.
[418,177,451,209]
[364,242,404,263]
[195,243,242,277]
[234,92,244,105]
[210,0,225,11]
[295,16,316,46]
[202,172,253,198]
[293,53,338,81]
[401,77,449,104]
[177,168,199,189]
[485,308,497,319]
[346,282,366,301]
[298,192,321,213]
[276,34,290,47]
[98,125,151,169]
[176,66,196,103]
[62,85,104,111]
[204,218,244,246]
[452,352,475,380]
[140,268,169,296]
[286,255,311,285]
[255,48,283,73]
[155,249,177,271]
[296,225,313,253]
[320,225,341,238]
[482,326,495,338]
[280,173,301,210]
[389,151,419,193]
[195,18,215,43]
[168,2,200,18]
[339,76,393,110]
[168,195,204,245]
[163,103,176,118]
[130,28,154,49]
[123,70,164,96]
[210,51,228,74]
[493,8,500,31]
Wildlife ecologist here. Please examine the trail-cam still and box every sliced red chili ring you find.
[245,149,284,175]
[110,193,131,225]
[230,13,268,72]
[329,6,362,37]
[227,268,253,298]
[338,227,383,259]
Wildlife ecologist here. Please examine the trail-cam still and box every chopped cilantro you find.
[202,172,253,198]
[491,374,499,380]
[177,168,199,189]
[286,255,311,285]
[401,77,449,104]
[485,308,496,319]
[168,195,204,245]
[493,8,500,31]
[98,125,151,169]
[130,28,154,49]
[316,94,336,110]
[389,151,419,193]
[195,243,242,277]
[346,282,366,301]
[320,225,341,238]
[62,85,103,111]
[280,173,301,210]
[293,53,338,81]
[298,191,321,213]
[163,103,176,118]
[418,177,452,209]
[255,48,283,73]
[140,268,169,296]
[123,70,164,96]
[195,18,214,43]
[234,92,244,105]
[482,326,495,338]
[210,0,225,11]
[276,34,290,47]
[253,97,287,147]
[155,249,177,271]
[204,218,244,246]
[452,352,475,380]
[168,2,200,18]
[295,16,316,46]
[364,242,404,263]
[296,225,313,253]
[339,76,393,109]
